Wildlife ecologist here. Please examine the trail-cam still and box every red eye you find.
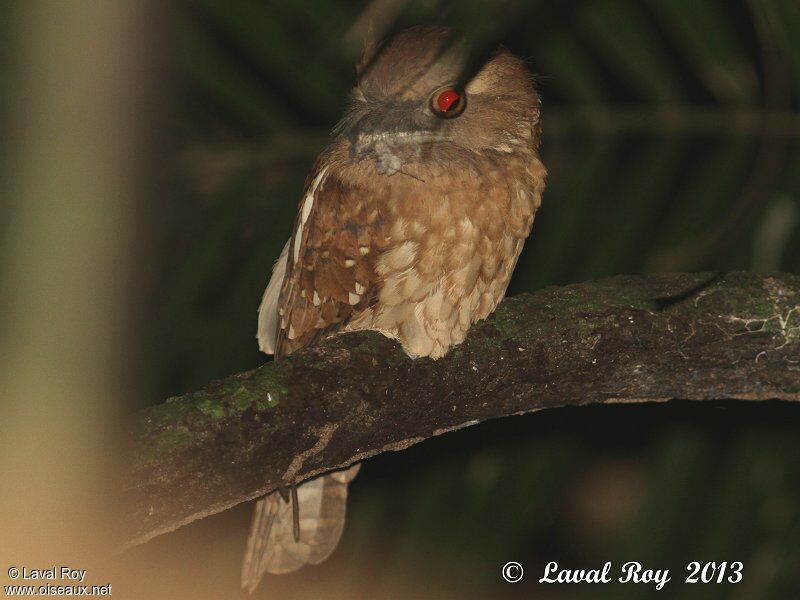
[437,90,460,112]
[430,86,466,118]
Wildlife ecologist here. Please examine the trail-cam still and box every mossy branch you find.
[121,272,800,549]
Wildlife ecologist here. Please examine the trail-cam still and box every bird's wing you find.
[268,161,386,358]
[248,158,380,588]
[256,239,290,355]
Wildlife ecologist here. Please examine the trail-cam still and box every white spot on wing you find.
[293,167,328,263]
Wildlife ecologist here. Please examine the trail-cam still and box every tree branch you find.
[121,272,800,550]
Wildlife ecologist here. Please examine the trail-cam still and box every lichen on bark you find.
[120,271,800,550]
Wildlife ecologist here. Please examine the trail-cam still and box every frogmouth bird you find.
[243,26,546,591]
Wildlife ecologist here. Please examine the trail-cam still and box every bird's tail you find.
[241,464,361,593]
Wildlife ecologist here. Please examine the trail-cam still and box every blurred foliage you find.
[144,0,800,598]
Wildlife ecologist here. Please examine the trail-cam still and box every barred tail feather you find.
[241,464,361,592]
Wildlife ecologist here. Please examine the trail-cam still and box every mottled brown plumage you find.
[244,26,546,590]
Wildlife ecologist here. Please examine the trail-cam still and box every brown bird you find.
[242,26,546,591]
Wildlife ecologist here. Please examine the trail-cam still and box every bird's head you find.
[334,27,541,175]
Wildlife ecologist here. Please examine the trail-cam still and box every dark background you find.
[148,0,800,598]
[3,1,799,599]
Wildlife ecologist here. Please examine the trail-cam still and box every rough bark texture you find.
[122,272,800,549]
